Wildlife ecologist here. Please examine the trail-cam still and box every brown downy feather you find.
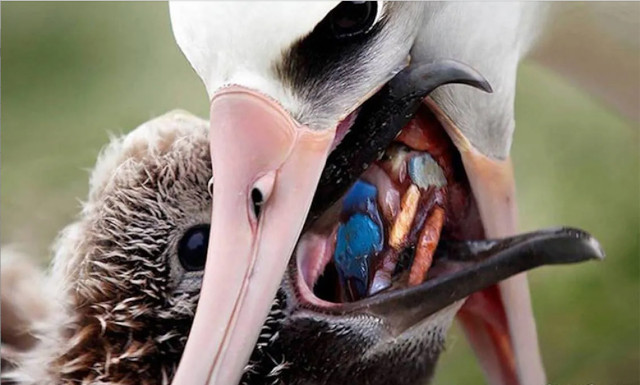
[3,111,212,385]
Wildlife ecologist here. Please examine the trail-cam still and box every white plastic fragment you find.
[408,154,447,189]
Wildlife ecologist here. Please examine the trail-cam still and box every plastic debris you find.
[342,180,378,215]
[408,153,446,189]
[333,181,385,300]
[333,213,383,300]
[389,184,421,250]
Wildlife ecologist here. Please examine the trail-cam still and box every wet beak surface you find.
[172,87,335,385]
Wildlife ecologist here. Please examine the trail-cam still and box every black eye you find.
[328,1,378,39]
[178,224,210,271]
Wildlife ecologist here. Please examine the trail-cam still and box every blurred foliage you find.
[2,2,638,384]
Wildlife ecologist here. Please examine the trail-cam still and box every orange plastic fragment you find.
[409,205,445,286]
[388,185,420,250]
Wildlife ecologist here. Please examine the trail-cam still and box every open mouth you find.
[291,60,494,309]
[297,102,482,305]
[291,62,603,316]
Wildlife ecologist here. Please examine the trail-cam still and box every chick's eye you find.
[329,1,378,39]
[178,224,210,271]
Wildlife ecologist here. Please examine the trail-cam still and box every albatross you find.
[1,111,602,385]
[166,2,578,385]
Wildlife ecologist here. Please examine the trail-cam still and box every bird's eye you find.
[328,1,379,39]
[178,224,210,271]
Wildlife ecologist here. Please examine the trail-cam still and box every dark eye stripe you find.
[273,2,387,125]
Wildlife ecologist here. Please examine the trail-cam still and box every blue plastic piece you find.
[342,180,378,215]
[333,213,383,299]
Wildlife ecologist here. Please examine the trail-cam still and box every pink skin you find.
[361,165,400,223]
[297,230,337,292]
[171,86,335,385]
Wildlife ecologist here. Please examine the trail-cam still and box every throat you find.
[297,105,484,304]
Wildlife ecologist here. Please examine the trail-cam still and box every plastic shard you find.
[333,181,384,300]
[408,153,446,189]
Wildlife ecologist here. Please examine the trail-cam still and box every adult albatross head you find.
[168,3,603,384]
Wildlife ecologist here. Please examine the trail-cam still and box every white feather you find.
[413,3,547,158]
[169,1,338,112]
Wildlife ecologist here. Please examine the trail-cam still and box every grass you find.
[2,3,638,384]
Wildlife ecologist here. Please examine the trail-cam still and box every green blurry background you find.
[1,3,638,384]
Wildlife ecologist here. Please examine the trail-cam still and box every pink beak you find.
[431,98,546,385]
[171,86,335,385]
[459,151,545,385]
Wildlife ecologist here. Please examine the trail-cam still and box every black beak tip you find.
[475,78,493,94]
[398,59,494,97]
[559,227,606,262]
[437,58,493,94]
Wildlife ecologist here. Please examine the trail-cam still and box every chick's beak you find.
[172,86,335,385]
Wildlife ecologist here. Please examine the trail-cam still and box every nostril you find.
[250,171,276,222]
[207,177,214,197]
[251,188,264,218]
